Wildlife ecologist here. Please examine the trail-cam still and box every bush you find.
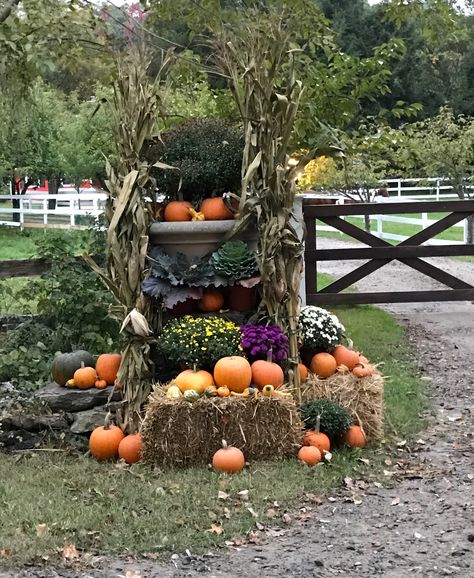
[153,118,244,203]
[300,399,353,438]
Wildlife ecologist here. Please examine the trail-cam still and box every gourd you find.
[118,433,142,464]
[217,386,230,397]
[51,350,95,386]
[298,446,322,466]
[164,201,193,222]
[214,356,252,393]
[198,289,225,312]
[212,440,245,473]
[188,208,205,221]
[343,425,367,448]
[175,368,215,394]
[95,353,121,385]
[332,345,359,370]
[310,352,337,378]
[204,386,218,397]
[166,384,182,398]
[183,390,200,401]
[352,363,374,378]
[95,380,108,389]
[73,364,98,390]
[251,357,284,389]
[89,417,125,461]
[200,197,234,221]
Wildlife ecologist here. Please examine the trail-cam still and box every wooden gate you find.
[303,199,474,305]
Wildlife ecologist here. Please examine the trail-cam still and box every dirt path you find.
[3,240,474,578]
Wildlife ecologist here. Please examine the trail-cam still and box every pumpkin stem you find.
[222,439,228,449]
[104,411,112,430]
[80,362,85,368]
[193,363,197,373]
[315,414,321,434]
[266,349,273,363]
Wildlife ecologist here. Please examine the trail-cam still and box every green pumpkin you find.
[183,390,200,402]
[51,350,95,386]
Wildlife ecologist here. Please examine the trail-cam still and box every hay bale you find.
[141,390,303,468]
[301,370,384,441]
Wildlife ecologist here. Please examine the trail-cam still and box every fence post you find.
[70,199,75,227]
[397,179,402,198]
[464,218,468,244]
[422,212,429,246]
[436,179,440,201]
[43,200,48,225]
[376,214,383,239]
[19,198,24,227]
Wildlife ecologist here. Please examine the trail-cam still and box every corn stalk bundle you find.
[215,11,305,400]
[85,48,173,431]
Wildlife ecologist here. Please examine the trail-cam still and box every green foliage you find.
[154,118,244,202]
[158,315,242,370]
[300,399,353,437]
[210,241,259,283]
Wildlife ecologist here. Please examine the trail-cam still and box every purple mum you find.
[240,323,289,364]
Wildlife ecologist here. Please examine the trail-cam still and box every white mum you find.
[299,306,345,351]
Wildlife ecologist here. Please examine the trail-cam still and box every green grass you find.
[0,227,87,260]
[0,303,426,566]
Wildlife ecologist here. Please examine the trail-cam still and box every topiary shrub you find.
[153,118,244,203]
[300,399,353,438]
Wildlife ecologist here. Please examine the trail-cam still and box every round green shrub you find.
[300,399,353,437]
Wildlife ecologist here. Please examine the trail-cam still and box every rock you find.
[69,402,123,434]
[0,429,43,451]
[35,382,121,413]
[0,413,70,432]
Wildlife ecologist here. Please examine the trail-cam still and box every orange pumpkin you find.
[310,352,337,378]
[251,359,284,389]
[118,433,142,464]
[214,356,252,393]
[303,430,331,454]
[198,289,225,312]
[343,425,366,448]
[95,380,108,389]
[96,353,121,385]
[299,363,309,383]
[298,445,322,466]
[73,365,98,390]
[359,354,369,365]
[164,201,193,222]
[175,369,215,394]
[332,345,359,370]
[89,422,125,460]
[212,441,245,473]
[200,197,234,221]
[352,363,374,378]
[217,386,230,397]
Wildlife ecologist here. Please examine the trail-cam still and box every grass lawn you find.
[0,226,87,260]
[0,302,426,566]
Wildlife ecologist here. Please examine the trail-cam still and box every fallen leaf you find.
[283,513,292,524]
[328,497,337,502]
[319,519,331,524]
[384,458,392,466]
[256,522,265,530]
[414,532,424,540]
[416,439,426,445]
[383,470,394,477]
[238,490,249,501]
[218,491,229,500]
[247,507,258,518]
[447,415,462,422]
[207,511,218,521]
[223,507,231,519]
[343,476,353,487]
[35,524,48,538]
[358,458,370,465]
[0,548,13,558]
[323,451,332,462]
[125,571,141,578]
[62,544,79,560]
[266,508,277,519]
[391,497,401,506]
[374,482,382,488]
[397,440,407,447]
[207,524,224,535]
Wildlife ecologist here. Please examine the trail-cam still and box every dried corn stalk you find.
[85,48,173,431]
[215,11,305,401]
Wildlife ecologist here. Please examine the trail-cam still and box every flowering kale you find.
[240,323,289,363]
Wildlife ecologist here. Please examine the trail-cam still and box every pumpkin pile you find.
[303,345,375,381]
[161,197,235,223]
[51,352,122,391]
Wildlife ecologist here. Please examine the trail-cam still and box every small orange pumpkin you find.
[89,420,125,461]
[118,433,142,464]
[200,197,234,221]
[164,201,193,222]
[175,368,215,394]
[310,353,337,378]
[96,353,121,385]
[73,365,98,389]
[298,445,322,466]
[217,386,230,397]
[332,345,359,370]
[352,363,374,378]
[303,430,331,454]
[299,363,309,383]
[95,379,108,389]
[343,425,367,448]
[359,354,369,364]
[212,440,245,473]
[198,289,225,312]
[251,359,284,389]
[214,356,252,393]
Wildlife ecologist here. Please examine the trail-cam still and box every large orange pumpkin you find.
[214,356,252,393]
[164,201,193,222]
[251,360,284,389]
[332,345,359,370]
[212,441,245,473]
[310,353,337,378]
[96,353,121,385]
[298,445,322,466]
[73,365,98,389]
[198,289,225,312]
[299,363,309,382]
[89,423,125,460]
[175,369,215,394]
[118,433,142,464]
[342,425,366,448]
[303,430,331,454]
[200,197,234,221]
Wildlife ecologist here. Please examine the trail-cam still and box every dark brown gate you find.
[303,199,474,305]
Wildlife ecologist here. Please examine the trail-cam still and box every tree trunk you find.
[48,177,59,211]
[11,176,20,223]
[466,214,474,245]
[364,214,371,233]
